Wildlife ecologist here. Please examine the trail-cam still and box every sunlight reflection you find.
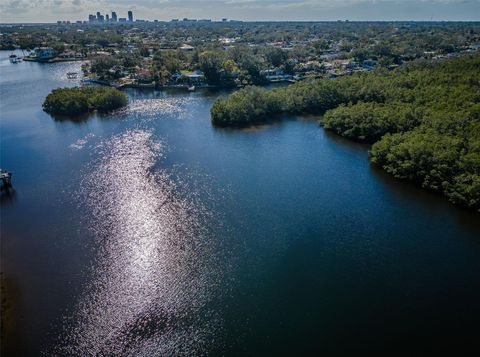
[57,130,219,355]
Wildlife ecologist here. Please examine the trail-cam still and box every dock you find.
[0,170,13,190]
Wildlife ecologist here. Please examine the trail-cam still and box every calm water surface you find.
[1,50,480,356]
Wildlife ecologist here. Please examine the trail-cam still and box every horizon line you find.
[2,19,480,25]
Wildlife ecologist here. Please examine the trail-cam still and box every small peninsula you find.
[43,86,128,116]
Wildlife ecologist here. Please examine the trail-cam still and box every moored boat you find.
[67,72,78,79]
[9,54,21,63]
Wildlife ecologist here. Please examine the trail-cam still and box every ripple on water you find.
[56,129,221,356]
[69,133,95,150]
[118,97,193,122]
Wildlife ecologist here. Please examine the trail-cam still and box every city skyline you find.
[1,0,480,23]
[87,10,133,23]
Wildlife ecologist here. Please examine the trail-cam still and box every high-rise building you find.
[128,10,133,22]
[105,14,109,22]
[98,14,105,22]
[96,12,105,23]
[89,14,97,23]
[111,11,118,22]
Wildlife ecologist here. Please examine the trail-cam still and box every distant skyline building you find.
[84,10,144,25]
[96,12,105,23]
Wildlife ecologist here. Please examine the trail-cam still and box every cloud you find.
[0,0,106,17]
[0,0,479,22]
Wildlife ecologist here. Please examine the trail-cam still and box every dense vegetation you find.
[211,53,480,210]
[43,86,128,116]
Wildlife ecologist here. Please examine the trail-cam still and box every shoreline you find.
[23,57,85,63]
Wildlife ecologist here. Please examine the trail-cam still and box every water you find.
[1,50,479,356]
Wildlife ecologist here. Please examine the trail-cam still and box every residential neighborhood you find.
[1,21,479,88]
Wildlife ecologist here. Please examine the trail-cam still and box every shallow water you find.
[1,50,479,356]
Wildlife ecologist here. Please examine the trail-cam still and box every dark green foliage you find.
[210,79,346,126]
[43,86,128,116]
[323,102,421,142]
[90,56,118,76]
[370,124,480,209]
[211,86,283,126]
[211,53,480,209]
[199,51,225,85]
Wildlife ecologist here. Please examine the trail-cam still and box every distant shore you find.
[23,56,85,63]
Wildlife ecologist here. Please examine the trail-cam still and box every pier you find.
[0,170,13,190]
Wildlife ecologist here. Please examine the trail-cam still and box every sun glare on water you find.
[56,130,220,355]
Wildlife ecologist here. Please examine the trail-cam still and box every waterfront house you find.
[58,51,85,59]
[173,70,206,85]
[131,68,155,82]
[261,68,293,82]
[31,47,55,60]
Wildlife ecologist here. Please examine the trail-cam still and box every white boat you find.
[67,72,78,79]
[9,54,20,63]
[188,85,196,92]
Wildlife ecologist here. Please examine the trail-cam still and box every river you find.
[1,50,480,356]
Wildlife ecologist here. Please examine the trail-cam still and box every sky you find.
[1,0,480,23]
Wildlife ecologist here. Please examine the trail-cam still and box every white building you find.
[179,44,195,52]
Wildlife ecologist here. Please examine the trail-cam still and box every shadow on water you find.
[1,272,25,357]
[212,119,284,134]
[324,129,479,220]
[49,110,128,123]
[49,112,91,123]
[324,128,480,241]
[212,114,316,134]
[323,128,372,150]
[369,163,480,238]
[0,189,18,206]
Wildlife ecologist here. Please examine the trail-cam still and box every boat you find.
[67,72,78,79]
[9,54,20,63]
[188,85,196,92]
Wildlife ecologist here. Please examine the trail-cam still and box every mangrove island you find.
[43,86,128,116]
